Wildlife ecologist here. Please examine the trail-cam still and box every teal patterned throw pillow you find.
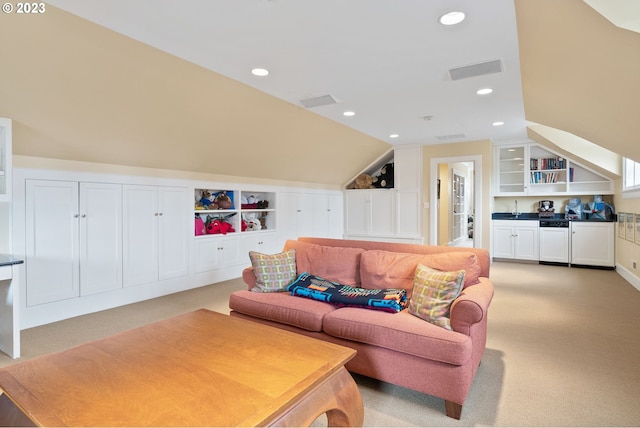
[249,249,297,292]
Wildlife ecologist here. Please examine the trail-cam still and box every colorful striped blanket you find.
[287,272,407,313]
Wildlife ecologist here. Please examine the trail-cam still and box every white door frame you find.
[429,155,482,247]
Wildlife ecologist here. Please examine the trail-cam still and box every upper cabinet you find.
[0,118,12,202]
[494,142,614,196]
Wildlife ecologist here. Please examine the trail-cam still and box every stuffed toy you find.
[243,213,262,231]
[214,191,233,209]
[353,174,375,189]
[194,215,206,236]
[196,190,216,210]
[373,163,394,188]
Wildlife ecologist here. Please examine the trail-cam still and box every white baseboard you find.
[617,265,640,292]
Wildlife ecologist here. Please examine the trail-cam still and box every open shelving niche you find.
[495,142,613,196]
[345,149,394,189]
[193,189,276,237]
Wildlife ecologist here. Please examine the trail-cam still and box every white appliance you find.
[539,219,569,264]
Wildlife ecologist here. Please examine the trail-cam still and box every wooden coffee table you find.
[0,309,363,427]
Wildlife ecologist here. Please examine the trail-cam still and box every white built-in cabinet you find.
[344,145,422,243]
[345,189,395,237]
[312,193,343,239]
[25,180,123,305]
[123,185,189,287]
[279,192,314,241]
[278,191,343,243]
[570,222,615,267]
[492,220,539,261]
[494,142,614,196]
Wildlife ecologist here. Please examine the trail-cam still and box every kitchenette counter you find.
[492,212,616,222]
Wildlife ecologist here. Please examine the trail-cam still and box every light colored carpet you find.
[1,262,639,426]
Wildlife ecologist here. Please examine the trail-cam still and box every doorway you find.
[429,155,482,247]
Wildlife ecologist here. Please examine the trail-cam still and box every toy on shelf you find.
[372,163,394,188]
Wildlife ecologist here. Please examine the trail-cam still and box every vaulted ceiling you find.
[0,0,637,187]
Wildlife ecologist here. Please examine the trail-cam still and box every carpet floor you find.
[1,261,639,426]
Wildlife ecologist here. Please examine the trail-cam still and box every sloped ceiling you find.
[1,1,637,187]
[516,0,640,164]
[0,6,389,187]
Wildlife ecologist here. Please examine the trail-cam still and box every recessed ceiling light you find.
[439,11,466,26]
[492,121,505,126]
[251,68,269,77]
[476,88,493,95]
[343,111,355,117]
[389,134,399,139]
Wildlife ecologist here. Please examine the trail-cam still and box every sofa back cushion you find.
[283,240,365,286]
[360,250,482,298]
[298,237,490,277]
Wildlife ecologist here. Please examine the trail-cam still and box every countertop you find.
[0,255,24,267]
[491,212,616,222]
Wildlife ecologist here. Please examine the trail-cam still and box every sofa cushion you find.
[228,290,335,332]
[249,249,297,292]
[360,250,481,298]
[287,272,408,313]
[323,308,472,366]
[283,240,365,286]
[408,264,465,330]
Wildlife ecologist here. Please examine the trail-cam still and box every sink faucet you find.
[513,200,519,218]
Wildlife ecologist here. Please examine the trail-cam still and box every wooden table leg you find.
[268,367,364,427]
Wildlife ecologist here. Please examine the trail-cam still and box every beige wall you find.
[437,164,450,245]
[423,140,492,250]
[516,0,640,163]
[614,185,640,276]
[0,5,389,188]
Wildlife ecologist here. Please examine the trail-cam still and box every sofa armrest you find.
[450,277,494,335]
[242,267,256,291]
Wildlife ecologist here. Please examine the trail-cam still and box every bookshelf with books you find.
[495,142,613,196]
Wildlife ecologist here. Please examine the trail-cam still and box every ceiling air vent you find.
[436,134,467,141]
[299,95,338,109]
[449,59,503,81]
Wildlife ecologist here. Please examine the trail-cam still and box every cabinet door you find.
[396,191,420,237]
[25,180,80,306]
[344,191,369,236]
[158,186,189,280]
[79,183,123,296]
[327,193,344,238]
[492,222,515,259]
[195,237,220,273]
[311,193,343,238]
[539,228,569,263]
[370,190,395,236]
[123,185,158,287]
[514,225,539,260]
[241,232,277,257]
[571,222,614,267]
[279,193,314,240]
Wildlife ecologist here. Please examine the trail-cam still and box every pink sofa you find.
[228,237,494,419]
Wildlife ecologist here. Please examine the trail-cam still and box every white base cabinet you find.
[123,185,189,287]
[570,222,615,267]
[492,220,539,261]
[25,180,123,306]
[539,227,569,263]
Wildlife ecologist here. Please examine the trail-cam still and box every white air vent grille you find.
[449,59,503,81]
[300,95,338,108]
[436,134,466,140]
